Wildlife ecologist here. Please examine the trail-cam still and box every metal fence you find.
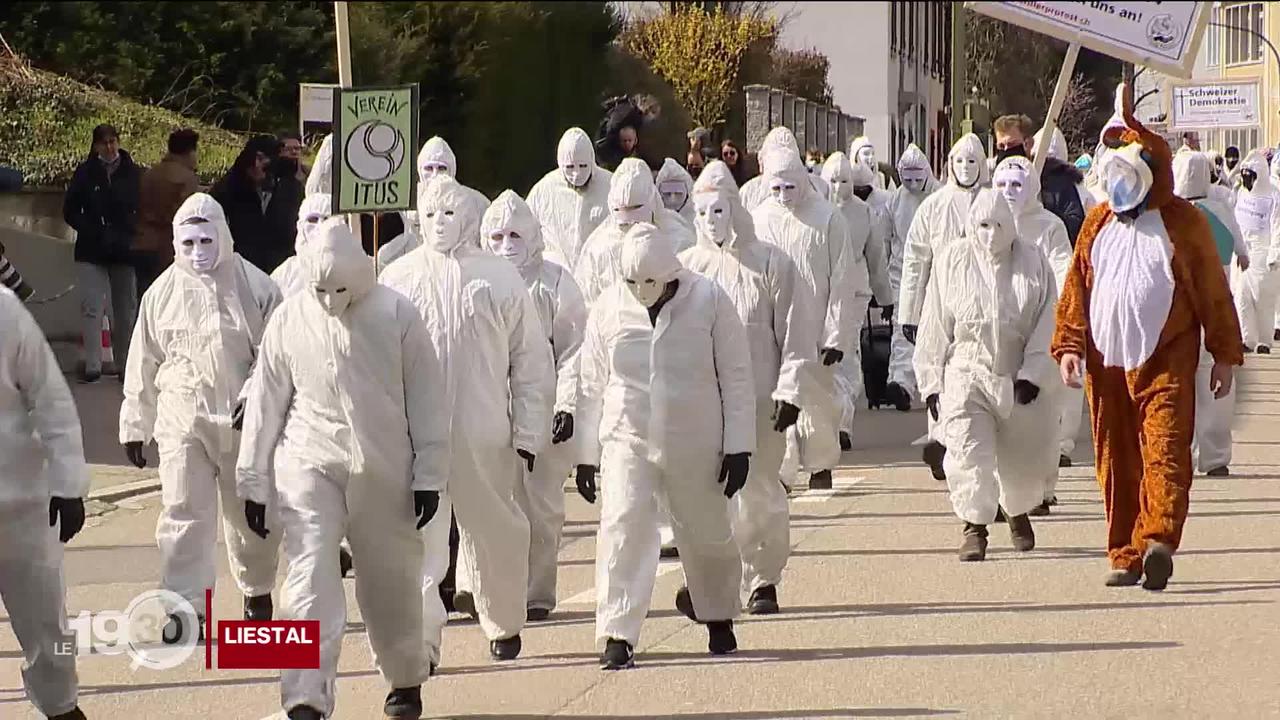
[744,85,865,156]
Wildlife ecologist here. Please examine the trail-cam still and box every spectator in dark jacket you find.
[211,135,305,274]
[995,114,1087,247]
[62,124,141,382]
[136,129,200,293]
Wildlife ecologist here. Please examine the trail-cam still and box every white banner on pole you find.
[967,2,1209,78]
[1168,79,1261,131]
[299,83,339,134]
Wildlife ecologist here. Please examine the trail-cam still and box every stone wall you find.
[744,85,866,156]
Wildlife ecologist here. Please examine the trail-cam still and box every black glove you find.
[881,304,894,322]
[772,401,800,432]
[49,497,85,543]
[926,393,940,421]
[902,324,918,345]
[1014,379,1040,405]
[575,465,598,504]
[820,347,844,366]
[231,400,245,432]
[551,411,574,444]
[244,500,269,539]
[123,441,147,468]
[718,452,750,498]
[516,449,536,472]
[414,490,440,529]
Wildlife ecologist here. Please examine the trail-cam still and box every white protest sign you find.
[1169,80,1261,131]
[299,83,338,134]
[967,2,1209,78]
[1236,193,1274,237]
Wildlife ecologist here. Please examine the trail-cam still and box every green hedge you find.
[0,65,247,187]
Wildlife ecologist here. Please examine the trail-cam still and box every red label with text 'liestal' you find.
[216,621,320,669]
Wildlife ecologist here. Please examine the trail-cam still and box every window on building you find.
[1224,2,1264,66]
[890,1,898,56]
[1225,127,1261,154]
[907,1,916,63]
[942,3,952,80]
[1205,4,1220,68]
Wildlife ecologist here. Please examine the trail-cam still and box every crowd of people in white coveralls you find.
[4,98,1279,720]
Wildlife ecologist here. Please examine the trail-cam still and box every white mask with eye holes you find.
[828,177,853,204]
[423,206,463,252]
[993,164,1031,210]
[659,181,689,212]
[297,211,330,249]
[313,284,352,317]
[769,178,800,208]
[693,194,732,246]
[856,146,877,173]
[420,161,451,181]
[952,153,981,188]
[624,276,668,307]
[613,205,651,231]
[563,163,591,188]
[900,168,928,194]
[487,228,531,269]
[174,222,220,274]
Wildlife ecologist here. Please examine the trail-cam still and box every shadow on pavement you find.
[433,710,958,719]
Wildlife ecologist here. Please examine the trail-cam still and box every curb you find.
[88,477,161,504]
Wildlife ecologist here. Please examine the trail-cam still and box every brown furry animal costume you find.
[1050,85,1243,580]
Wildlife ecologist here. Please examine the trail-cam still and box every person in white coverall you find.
[526,127,613,272]
[819,152,880,443]
[740,127,829,211]
[850,135,897,192]
[478,190,586,620]
[270,193,333,298]
[575,222,755,669]
[0,288,89,720]
[752,147,853,490]
[1174,150,1248,476]
[992,155,1072,514]
[1232,151,1280,353]
[575,157,696,306]
[680,161,815,614]
[381,177,555,662]
[417,136,490,248]
[657,157,696,227]
[896,133,989,479]
[914,189,1060,562]
[305,134,333,196]
[885,144,939,406]
[375,211,420,273]
[119,193,281,636]
[236,219,447,720]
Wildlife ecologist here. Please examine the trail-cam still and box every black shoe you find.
[49,707,87,720]
[161,612,204,645]
[674,586,701,623]
[809,469,832,490]
[1242,343,1253,354]
[244,594,273,621]
[490,634,521,661]
[746,584,779,615]
[922,441,946,481]
[1206,465,1230,477]
[839,431,852,451]
[439,585,456,613]
[707,620,737,655]
[994,505,1007,522]
[1046,496,1059,506]
[1058,454,1072,468]
[452,590,478,620]
[1273,328,1280,343]
[79,371,101,385]
[526,607,550,622]
[659,545,680,559]
[1141,543,1174,591]
[1028,501,1051,517]
[383,685,422,718]
[885,382,912,412]
[339,547,354,578]
[600,638,635,670]
[287,705,324,720]
[959,523,988,562]
[1007,513,1035,552]
[1258,345,1271,355]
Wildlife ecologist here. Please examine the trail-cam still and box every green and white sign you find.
[332,84,419,213]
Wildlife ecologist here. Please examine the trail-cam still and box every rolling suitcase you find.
[860,308,893,408]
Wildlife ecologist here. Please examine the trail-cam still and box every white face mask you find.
[694,195,731,246]
[313,285,351,317]
[487,229,531,268]
[296,211,330,249]
[562,163,591,188]
[613,205,650,231]
[625,277,667,307]
[174,222,220,274]
[900,169,928,194]
[975,220,1012,256]
[423,207,463,252]
[856,146,876,171]
[952,155,981,188]
[994,165,1031,209]
[659,181,688,212]
[829,178,852,203]
[770,179,799,208]
[420,162,451,180]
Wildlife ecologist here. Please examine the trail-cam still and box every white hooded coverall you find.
[575,157,696,307]
[0,288,87,717]
[417,136,490,249]
[850,135,898,192]
[1174,151,1245,472]
[740,127,830,211]
[381,177,555,648]
[885,144,939,395]
[656,157,697,228]
[271,193,333,298]
[680,160,816,597]
[120,193,282,616]
[1232,151,1280,350]
[578,223,755,645]
[526,127,613,271]
[305,134,333,196]
[895,133,990,403]
[993,155,1075,491]
[914,190,1061,524]
[236,219,447,717]
[477,190,587,613]
[752,148,853,475]
[375,210,421,274]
